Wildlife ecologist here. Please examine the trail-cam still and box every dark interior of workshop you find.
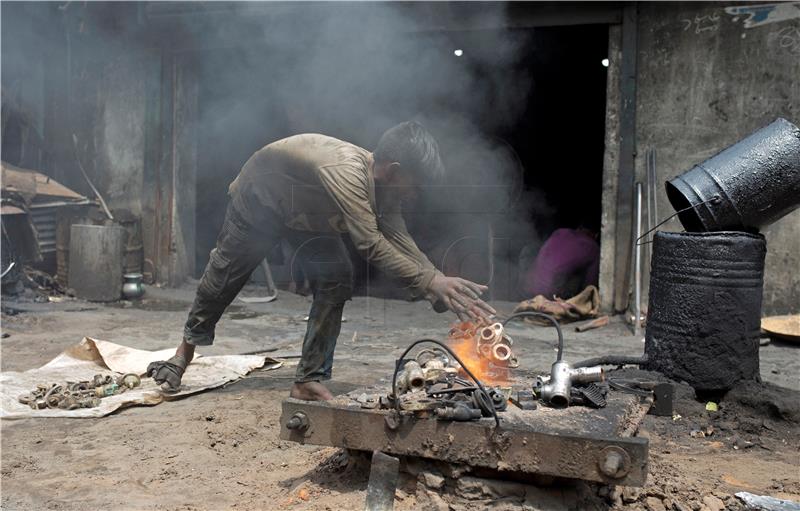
[192,20,609,300]
[1,2,799,511]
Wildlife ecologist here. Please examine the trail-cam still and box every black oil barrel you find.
[644,231,766,393]
[666,117,800,232]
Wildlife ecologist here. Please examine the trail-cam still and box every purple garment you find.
[524,228,600,298]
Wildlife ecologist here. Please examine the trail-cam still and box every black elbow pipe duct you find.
[666,117,800,233]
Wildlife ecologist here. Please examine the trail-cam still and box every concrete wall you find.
[2,3,195,286]
[635,2,800,315]
[69,45,151,217]
[96,56,150,217]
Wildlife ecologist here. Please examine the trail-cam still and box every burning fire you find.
[447,321,510,385]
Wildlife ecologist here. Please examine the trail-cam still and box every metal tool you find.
[538,361,605,407]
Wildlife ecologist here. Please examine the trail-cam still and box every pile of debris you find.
[18,373,141,411]
[1,265,72,304]
[358,316,612,427]
[2,160,146,304]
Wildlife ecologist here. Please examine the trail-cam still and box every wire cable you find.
[501,311,564,361]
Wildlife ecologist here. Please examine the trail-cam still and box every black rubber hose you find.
[501,311,564,361]
[391,339,500,428]
[572,354,648,368]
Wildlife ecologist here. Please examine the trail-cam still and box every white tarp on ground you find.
[0,337,281,419]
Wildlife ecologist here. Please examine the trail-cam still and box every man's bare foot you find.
[290,381,334,401]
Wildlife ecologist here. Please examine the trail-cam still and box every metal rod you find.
[633,182,643,337]
[645,150,654,295]
[649,149,658,230]
[1,261,15,278]
[71,133,114,221]
[487,220,494,302]
[645,150,653,242]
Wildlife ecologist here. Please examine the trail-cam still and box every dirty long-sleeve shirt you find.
[228,134,440,298]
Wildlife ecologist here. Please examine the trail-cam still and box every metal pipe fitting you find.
[541,361,572,407]
[480,323,504,345]
[571,366,605,385]
[492,343,512,361]
[541,361,605,407]
[397,361,425,392]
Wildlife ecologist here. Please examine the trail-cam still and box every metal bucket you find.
[644,231,765,393]
[666,117,800,232]
[68,224,125,302]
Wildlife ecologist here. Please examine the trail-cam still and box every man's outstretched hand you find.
[146,355,188,392]
[427,274,496,322]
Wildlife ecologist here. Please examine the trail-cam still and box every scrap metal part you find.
[538,361,605,407]
[510,390,537,410]
[365,451,400,511]
[18,372,141,410]
[280,393,650,487]
[450,320,520,369]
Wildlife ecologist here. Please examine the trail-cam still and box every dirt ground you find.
[1,284,798,510]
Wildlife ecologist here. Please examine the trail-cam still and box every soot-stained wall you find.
[635,1,800,315]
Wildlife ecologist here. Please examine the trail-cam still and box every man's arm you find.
[377,210,440,284]
[316,165,495,320]
[317,164,436,298]
[378,210,498,320]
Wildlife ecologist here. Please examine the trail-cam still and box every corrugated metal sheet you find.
[29,206,57,254]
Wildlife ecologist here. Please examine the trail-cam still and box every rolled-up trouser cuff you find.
[183,328,215,346]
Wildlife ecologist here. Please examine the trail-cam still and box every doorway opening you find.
[193,15,608,301]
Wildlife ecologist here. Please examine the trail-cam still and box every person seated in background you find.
[522,222,600,299]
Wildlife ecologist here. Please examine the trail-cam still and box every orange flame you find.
[446,321,510,385]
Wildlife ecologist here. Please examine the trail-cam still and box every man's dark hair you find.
[374,121,445,184]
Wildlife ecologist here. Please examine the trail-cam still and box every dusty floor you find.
[1,284,799,510]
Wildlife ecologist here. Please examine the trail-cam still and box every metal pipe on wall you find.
[632,182,643,337]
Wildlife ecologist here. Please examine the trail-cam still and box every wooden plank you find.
[600,24,622,313]
[612,4,639,313]
[169,53,199,285]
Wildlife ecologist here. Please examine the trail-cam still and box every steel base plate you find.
[280,387,649,486]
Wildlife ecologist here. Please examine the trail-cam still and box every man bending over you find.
[147,122,495,401]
